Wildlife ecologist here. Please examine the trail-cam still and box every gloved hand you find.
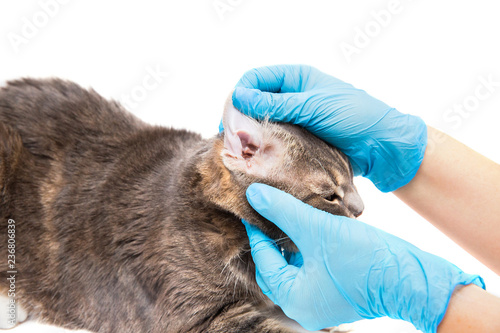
[244,183,484,333]
[229,65,427,192]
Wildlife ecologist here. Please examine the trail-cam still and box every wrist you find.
[390,247,484,333]
[438,284,500,333]
[361,109,428,192]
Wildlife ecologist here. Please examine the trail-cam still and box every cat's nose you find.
[344,190,364,218]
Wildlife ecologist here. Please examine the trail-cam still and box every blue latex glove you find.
[244,183,484,333]
[229,65,427,192]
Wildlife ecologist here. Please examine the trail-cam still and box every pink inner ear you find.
[222,92,263,161]
[237,130,260,159]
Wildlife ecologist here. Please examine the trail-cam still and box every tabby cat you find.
[0,78,363,332]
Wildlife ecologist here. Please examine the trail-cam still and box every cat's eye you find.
[323,188,344,202]
[324,193,340,202]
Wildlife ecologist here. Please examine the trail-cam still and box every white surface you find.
[1,1,499,332]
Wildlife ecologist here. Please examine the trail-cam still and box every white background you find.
[1,1,500,332]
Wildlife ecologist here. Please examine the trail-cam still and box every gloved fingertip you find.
[232,87,247,111]
[232,86,245,98]
[246,183,272,211]
[218,118,224,133]
[241,219,253,233]
[232,87,262,115]
[241,220,270,246]
[233,86,254,98]
[246,183,263,198]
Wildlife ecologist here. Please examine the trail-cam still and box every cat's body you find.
[0,79,363,332]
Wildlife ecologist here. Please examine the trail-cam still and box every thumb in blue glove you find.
[244,183,484,333]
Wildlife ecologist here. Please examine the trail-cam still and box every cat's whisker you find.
[220,259,232,276]
[272,236,290,243]
[274,239,291,247]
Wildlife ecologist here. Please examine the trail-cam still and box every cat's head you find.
[210,94,363,251]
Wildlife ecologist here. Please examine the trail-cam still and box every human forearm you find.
[395,126,500,274]
[438,284,500,333]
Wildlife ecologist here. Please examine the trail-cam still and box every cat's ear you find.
[221,93,281,176]
[222,94,262,160]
